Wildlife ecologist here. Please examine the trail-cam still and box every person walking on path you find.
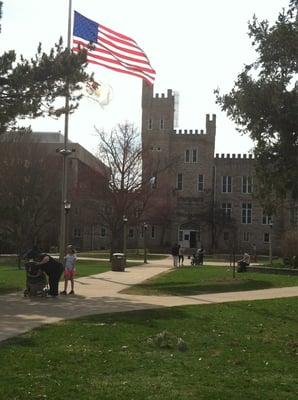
[178,246,184,267]
[171,243,180,267]
[60,245,77,295]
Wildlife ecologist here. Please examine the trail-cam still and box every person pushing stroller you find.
[191,247,205,266]
[24,247,63,297]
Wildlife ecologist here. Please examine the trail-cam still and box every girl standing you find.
[60,245,77,295]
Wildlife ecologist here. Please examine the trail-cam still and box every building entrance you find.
[178,228,200,249]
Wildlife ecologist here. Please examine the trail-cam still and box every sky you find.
[1,0,290,155]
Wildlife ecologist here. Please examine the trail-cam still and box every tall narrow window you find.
[128,228,134,238]
[222,176,232,193]
[148,119,152,130]
[198,175,204,192]
[264,232,270,243]
[243,232,250,241]
[242,176,253,193]
[74,226,82,238]
[151,225,155,239]
[185,149,190,163]
[262,211,272,225]
[177,173,183,190]
[160,119,164,129]
[242,203,252,224]
[192,149,197,163]
[150,175,157,189]
[222,203,232,218]
[290,207,298,226]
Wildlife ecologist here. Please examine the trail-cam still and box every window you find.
[242,176,253,193]
[151,225,155,239]
[128,228,134,238]
[177,173,183,190]
[223,232,229,241]
[262,212,272,225]
[242,203,252,224]
[192,149,197,163]
[185,149,190,163]
[222,176,232,193]
[160,119,164,129]
[264,232,270,243]
[290,207,298,226]
[179,230,183,241]
[150,176,157,189]
[185,148,198,163]
[148,119,152,130]
[243,232,250,242]
[74,226,82,238]
[198,175,204,192]
[100,227,106,237]
[222,203,232,218]
[24,160,30,168]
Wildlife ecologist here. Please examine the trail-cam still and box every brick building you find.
[0,132,110,253]
[34,132,110,251]
[141,83,296,256]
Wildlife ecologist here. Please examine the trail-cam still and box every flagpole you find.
[59,0,73,262]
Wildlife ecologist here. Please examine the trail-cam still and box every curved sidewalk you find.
[0,257,297,342]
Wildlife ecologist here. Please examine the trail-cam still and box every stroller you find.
[191,253,203,266]
[23,261,48,297]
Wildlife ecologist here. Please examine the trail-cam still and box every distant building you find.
[141,83,297,255]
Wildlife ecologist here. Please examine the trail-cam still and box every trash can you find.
[111,253,126,271]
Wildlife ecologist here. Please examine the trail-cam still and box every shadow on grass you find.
[7,336,37,347]
[130,279,275,296]
[0,291,189,345]
[0,286,23,295]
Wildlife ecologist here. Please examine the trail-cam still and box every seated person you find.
[237,252,250,272]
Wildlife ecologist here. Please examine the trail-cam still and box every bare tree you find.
[95,122,146,253]
[95,122,181,254]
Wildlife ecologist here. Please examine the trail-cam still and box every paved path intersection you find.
[0,257,297,342]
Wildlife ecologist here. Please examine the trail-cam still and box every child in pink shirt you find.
[60,245,77,295]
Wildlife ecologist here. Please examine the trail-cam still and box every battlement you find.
[206,114,216,123]
[173,129,205,135]
[154,89,174,99]
[215,153,254,159]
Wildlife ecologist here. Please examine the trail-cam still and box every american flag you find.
[72,11,156,85]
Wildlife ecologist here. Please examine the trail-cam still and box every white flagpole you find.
[59,0,73,262]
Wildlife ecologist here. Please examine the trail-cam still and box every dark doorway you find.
[190,231,197,248]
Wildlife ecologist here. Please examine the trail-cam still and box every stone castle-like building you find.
[141,83,288,255]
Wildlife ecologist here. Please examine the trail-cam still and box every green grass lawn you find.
[123,266,298,296]
[0,258,138,295]
[0,297,297,400]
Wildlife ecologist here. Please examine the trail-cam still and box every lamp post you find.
[269,222,273,267]
[143,222,148,264]
[64,200,71,250]
[123,215,128,263]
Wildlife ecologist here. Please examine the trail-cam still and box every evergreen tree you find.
[0,2,90,134]
[216,0,298,212]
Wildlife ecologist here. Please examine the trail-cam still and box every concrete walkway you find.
[1,257,297,342]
